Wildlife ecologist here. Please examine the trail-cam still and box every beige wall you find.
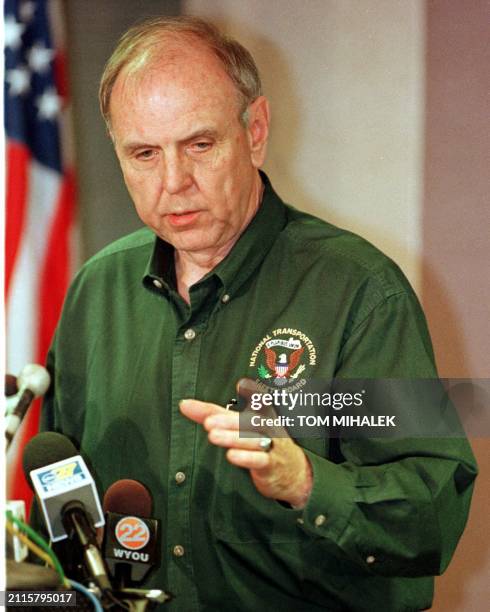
[185,0,426,291]
[184,1,489,609]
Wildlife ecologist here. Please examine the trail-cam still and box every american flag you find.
[5,0,78,504]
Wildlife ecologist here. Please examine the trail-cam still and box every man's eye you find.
[136,149,156,160]
[191,141,212,152]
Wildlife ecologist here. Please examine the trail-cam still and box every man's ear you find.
[246,96,270,168]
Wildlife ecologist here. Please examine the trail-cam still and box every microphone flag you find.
[29,454,104,542]
[104,512,160,585]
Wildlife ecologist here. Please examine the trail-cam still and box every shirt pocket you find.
[207,442,358,608]
[209,449,304,544]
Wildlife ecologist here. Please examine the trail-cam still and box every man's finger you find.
[204,412,240,432]
[226,448,270,470]
[208,428,262,449]
[179,399,226,424]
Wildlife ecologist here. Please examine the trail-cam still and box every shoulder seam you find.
[283,221,405,298]
[345,290,409,340]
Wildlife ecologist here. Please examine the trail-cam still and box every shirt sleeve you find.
[39,343,57,432]
[297,291,478,578]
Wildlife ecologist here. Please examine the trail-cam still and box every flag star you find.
[28,42,55,73]
[6,65,31,96]
[4,15,26,50]
[36,87,62,120]
[19,1,36,23]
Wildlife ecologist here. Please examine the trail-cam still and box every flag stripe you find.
[5,142,30,296]
[7,399,42,505]
[6,160,61,366]
[9,166,75,502]
[6,161,63,502]
[53,48,69,100]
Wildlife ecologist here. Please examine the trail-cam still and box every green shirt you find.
[42,175,477,611]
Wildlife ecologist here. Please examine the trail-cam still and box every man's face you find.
[109,41,269,256]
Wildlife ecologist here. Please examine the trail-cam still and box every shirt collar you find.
[143,172,287,301]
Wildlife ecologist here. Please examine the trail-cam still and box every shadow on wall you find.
[65,0,180,261]
[432,438,489,611]
[422,263,485,609]
[421,264,471,379]
[422,2,490,609]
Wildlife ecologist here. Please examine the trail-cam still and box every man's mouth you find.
[166,211,202,227]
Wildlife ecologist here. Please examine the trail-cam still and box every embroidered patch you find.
[249,328,316,388]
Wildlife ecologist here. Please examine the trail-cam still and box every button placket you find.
[166,329,202,608]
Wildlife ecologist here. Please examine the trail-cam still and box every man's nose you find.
[161,152,192,194]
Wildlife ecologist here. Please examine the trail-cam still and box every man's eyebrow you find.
[180,128,219,143]
[120,129,220,154]
[120,141,152,154]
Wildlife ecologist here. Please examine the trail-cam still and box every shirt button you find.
[153,279,163,289]
[296,518,304,525]
[175,471,186,484]
[184,328,196,341]
[173,545,185,557]
[314,514,327,527]
[221,293,230,304]
[366,555,376,564]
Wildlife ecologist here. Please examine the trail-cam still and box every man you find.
[42,16,477,611]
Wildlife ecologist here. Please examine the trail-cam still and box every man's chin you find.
[165,235,218,254]
[157,225,233,257]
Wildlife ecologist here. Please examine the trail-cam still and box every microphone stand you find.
[107,587,172,611]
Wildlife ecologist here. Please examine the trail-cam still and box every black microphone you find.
[102,479,161,588]
[23,432,112,591]
[6,364,51,448]
[5,373,18,397]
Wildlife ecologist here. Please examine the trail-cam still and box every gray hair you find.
[99,15,262,127]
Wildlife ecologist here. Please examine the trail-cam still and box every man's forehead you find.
[110,39,240,118]
[117,36,233,95]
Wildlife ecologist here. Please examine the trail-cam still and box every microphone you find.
[103,479,161,588]
[23,432,111,591]
[6,364,51,448]
[5,374,18,396]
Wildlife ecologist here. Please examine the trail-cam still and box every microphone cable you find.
[6,511,126,612]
[6,510,67,585]
[5,520,57,572]
[68,579,104,612]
